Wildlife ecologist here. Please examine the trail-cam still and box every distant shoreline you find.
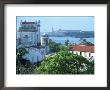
[49,36,94,44]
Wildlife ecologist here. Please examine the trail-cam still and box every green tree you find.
[59,45,69,51]
[16,47,37,74]
[34,51,94,74]
[16,47,28,60]
[65,40,69,46]
[80,39,94,46]
[48,39,69,52]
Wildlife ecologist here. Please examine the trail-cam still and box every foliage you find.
[65,40,69,46]
[16,47,28,60]
[16,59,37,74]
[16,47,37,74]
[48,39,60,52]
[34,51,94,74]
[48,39,69,52]
[80,39,94,46]
[59,45,69,51]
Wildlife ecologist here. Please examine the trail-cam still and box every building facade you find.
[41,33,50,54]
[17,20,49,63]
[70,45,94,60]
[17,20,41,46]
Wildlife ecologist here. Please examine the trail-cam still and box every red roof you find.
[22,22,35,24]
[70,45,94,53]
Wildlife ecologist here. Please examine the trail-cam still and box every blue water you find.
[49,36,94,44]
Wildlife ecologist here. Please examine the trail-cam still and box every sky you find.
[16,16,94,32]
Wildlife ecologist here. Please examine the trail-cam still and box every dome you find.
[41,33,48,37]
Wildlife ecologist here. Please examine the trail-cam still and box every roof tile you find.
[70,45,94,53]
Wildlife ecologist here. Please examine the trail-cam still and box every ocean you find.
[49,36,94,44]
[17,33,94,45]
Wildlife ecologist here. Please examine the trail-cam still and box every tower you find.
[36,20,41,46]
[17,20,46,63]
[18,20,41,47]
[41,33,49,54]
[52,27,54,32]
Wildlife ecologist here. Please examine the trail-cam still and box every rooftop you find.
[70,45,94,53]
[41,33,48,37]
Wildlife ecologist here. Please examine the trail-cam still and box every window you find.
[24,35,28,38]
[80,52,82,55]
[37,34,38,42]
[18,38,21,45]
[89,53,91,57]
[84,52,87,57]
[76,52,78,55]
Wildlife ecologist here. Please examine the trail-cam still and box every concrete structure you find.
[17,20,49,63]
[18,20,41,46]
[41,33,49,54]
[70,45,94,60]
[22,47,45,63]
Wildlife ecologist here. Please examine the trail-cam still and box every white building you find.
[17,20,41,46]
[22,47,45,63]
[17,20,49,63]
[70,45,94,60]
[41,33,50,54]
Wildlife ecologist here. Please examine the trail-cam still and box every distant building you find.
[48,29,82,37]
[17,20,49,63]
[70,45,94,60]
[56,29,81,36]
[57,29,81,33]
[47,29,94,38]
